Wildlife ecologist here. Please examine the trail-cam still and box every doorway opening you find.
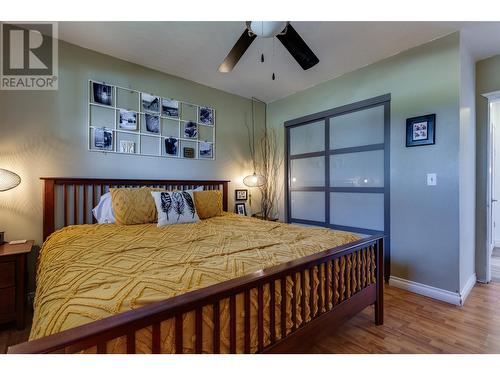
[487,95,500,282]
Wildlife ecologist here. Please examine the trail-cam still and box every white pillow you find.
[151,191,200,226]
[92,192,116,224]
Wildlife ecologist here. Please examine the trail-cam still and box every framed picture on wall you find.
[235,189,248,201]
[142,93,160,113]
[198,106,214,125]
[165,137,178,156]
[93,82,113,106]
[162,98,180,118]
[199,141,213,158]
[406,114,436,147]
[94,127,113,150]
[145,114,160,134]
[118,110,137,130]
[184,121,198,139]
[235,203,247,216]
[120,140,135,153]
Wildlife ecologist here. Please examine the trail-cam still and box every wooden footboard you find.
[8,178,384,354]
[8,235,384,354]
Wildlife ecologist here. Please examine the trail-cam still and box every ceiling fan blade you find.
[218,29,257,73]
[277,24,319,70]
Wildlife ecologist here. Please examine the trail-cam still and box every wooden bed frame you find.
[8,177,384,354]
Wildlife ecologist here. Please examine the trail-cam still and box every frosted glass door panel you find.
[330,150,384,187]
[291,191,325,222]
[330,106,384,149]
[291,157,325,188]
[290,120,324,155]
[330,193,384,231]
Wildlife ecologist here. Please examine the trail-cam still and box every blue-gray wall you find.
[268,33,463,293]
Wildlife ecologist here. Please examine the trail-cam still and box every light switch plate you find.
[427,173,437,186]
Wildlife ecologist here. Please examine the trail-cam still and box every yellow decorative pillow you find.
[193,190,223,219]
[110,187,164,225]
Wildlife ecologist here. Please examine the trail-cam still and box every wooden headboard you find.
[41,178,229,241]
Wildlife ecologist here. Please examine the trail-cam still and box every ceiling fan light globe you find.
[248,21,287,38]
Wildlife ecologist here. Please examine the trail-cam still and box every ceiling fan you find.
[218,21,319,73]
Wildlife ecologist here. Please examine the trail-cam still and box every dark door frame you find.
[284,93,391,280]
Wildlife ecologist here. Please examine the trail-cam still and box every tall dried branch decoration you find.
[246,99,283,221]
[258,129,283,220]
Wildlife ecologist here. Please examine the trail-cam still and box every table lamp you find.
[0,168,21,243]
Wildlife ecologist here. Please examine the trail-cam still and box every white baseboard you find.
[389,276,461,305]
[389,274,476,306]
[459,273,477,305]
[389,273,476,306]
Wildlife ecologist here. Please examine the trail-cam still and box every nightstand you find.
[0,240,33,329]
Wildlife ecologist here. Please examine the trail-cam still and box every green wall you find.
[268,33,463,293]
[0,40,264,291]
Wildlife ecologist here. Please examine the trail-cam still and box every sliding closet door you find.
[288,120,326,223]
[329,105,386,234]
[285,95,390,277]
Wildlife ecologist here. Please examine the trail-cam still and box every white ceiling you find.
[58,21,500,103]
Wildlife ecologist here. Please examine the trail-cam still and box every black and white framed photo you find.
[120,140,135,153]
[164,137,178,156]
[199,141,213,158]
[198,106,214,126]
[142,93,160,113]
[184,121,198,139]
[118,110,137,130]
[94,128,113,150]
[162,98,180,118]
[235,189,248,201]
[93,82,113,106]
[235,203,247,216]
[145,114,160,134]
[406,114,436,147]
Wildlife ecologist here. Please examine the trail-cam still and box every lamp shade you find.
[0,169,21,192]
[243,173,265,187]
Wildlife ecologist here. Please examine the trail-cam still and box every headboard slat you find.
[41,178,230,241]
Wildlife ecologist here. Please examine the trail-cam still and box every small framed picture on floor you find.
[235,203,247,216]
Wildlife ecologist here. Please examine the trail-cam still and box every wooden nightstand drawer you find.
[0,287,16,321]
[0,262,15,288]
[0,240,33,329]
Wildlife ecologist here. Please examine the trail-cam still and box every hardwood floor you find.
[0,312,31,355]
[308,282,500,353]
[2,283,500,354]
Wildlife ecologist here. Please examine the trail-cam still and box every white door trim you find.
[482,91,500,283]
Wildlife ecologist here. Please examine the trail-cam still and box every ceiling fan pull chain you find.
[272,37,276,81]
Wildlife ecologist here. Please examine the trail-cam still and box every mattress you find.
[30,213,375,353]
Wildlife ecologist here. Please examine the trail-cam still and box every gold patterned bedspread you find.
[30,213,374,353]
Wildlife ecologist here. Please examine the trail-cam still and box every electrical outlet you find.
[427,173,437,186]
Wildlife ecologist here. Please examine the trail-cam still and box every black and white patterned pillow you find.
[151,191,200,226]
